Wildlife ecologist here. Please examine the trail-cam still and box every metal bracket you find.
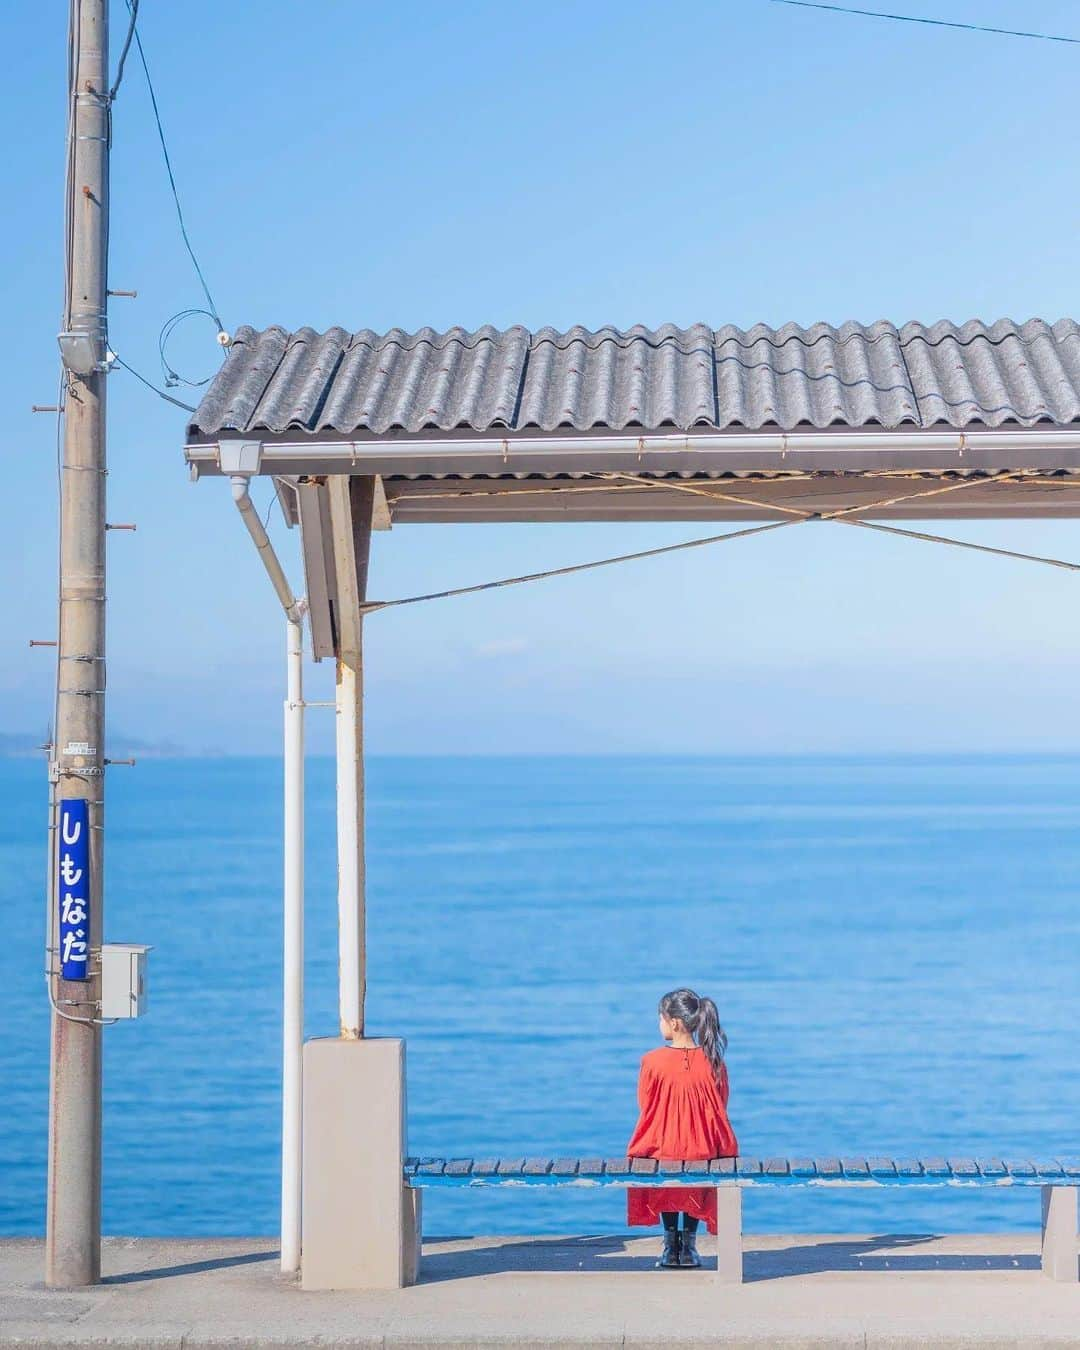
[218,439,263,475]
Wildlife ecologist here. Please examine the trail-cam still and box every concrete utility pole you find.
[46,0,109,1288]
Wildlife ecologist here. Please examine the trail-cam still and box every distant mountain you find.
[0,731,190,759]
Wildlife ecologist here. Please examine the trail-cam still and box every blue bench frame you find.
[404,1156,1080,1282]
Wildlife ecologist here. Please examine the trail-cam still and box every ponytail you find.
[658,987,728,1092]
[695,995,727,1092]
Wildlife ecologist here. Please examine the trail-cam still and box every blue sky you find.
[8,0,1080,754]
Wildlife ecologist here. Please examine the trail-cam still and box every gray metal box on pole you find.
[99,945,150,1020]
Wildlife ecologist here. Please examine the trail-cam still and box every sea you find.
[3,753,1079,1239]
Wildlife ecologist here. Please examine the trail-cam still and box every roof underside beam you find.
[381,473,1080,523]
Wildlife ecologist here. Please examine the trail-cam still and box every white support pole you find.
[281,617,305,1274]
[327,476,373,1043]
[335,660,363,1039]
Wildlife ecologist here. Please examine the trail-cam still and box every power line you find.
[158,308,222,388]
[110,352,197,412]
[125,3,224,330]
[108,0,138,101]
[361,519,800,614]
[769,0,1080,45]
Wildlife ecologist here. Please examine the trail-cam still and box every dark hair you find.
[659,988,727,1090]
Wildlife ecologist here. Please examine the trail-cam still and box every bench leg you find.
[403,1185,422,1286]
[1041,1186,1077,1282]
[714,1187,743,1283]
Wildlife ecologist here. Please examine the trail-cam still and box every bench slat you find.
[403,1154,1080,1188]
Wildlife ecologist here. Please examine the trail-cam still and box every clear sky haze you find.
[8,1,1080,754]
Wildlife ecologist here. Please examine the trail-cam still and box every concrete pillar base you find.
[301,1037,408,1291]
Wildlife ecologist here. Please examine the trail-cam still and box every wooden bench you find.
[404,1155,1080,1283]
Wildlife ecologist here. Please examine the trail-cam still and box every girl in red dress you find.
[627,988,737,1269]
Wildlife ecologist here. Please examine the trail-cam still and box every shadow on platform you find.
[743,1236,1039,1282]
[418,1235,1041,1284]
[101,1249,280,1285]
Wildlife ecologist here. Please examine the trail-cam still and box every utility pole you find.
[46,0,109,1288]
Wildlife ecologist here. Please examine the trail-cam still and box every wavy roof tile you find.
[186,318,1080,438]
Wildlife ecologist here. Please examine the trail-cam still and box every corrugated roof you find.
[187,318,1080,438]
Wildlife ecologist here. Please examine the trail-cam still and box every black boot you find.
[678,1231,702,1269]
[656,1230,681,1269]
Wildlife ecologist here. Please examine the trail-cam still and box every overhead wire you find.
[364,469,1080,613]
[846,519,1080,571]
[600,469,1034,521]
[108,0,139,101]
[359,464,1080,612]
[360,518,802,614]
[109,353,196,412]
[768,0,1080,45]
[158,308,223,389]
[107,4,227,410]
[601,471,1080,574]
[124,2,224,331]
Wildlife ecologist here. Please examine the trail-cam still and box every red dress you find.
[626,1045,737,1234]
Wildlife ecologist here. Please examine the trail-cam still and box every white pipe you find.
[280,617,304,1274]
[230,476,304,623]
[335,661,363,1039]
[229,474,306,1275]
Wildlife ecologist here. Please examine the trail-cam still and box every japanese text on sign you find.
[58,799,90,980]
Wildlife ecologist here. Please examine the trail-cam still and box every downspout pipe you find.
[230,473,305,1277]
[231,476,305,625]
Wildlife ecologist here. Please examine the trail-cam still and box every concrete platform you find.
[2,1233,1079,1348]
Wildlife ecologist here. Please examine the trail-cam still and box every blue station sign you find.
[58,799,90,981]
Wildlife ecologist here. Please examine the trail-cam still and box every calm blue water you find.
[3,754,1079,1237]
